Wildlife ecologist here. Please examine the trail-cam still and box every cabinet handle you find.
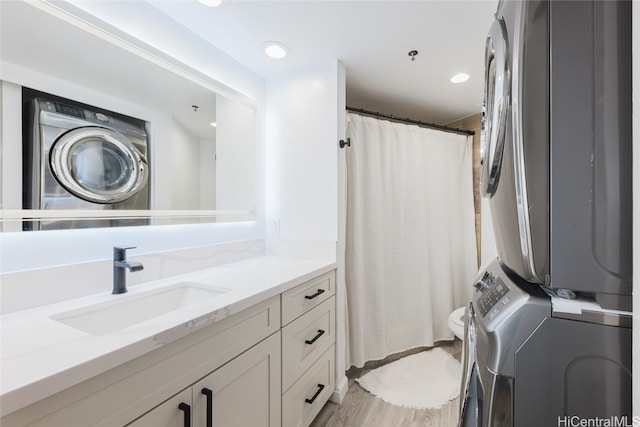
[201,388,213,427]
[178,402,191,427]
[305,329,326,345]
[305,289,325,300]
[305,384,325,404]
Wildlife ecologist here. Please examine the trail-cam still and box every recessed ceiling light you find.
[451,73,470,83]
[264,42,288,59]
[210,122,217,127]
[197,0,222,7]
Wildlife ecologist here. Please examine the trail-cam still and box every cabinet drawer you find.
[282,296,335,392]
[282,345,335,427]
[281,271,335,326]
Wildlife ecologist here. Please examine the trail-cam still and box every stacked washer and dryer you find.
[22,89,150,230]
[459,1,632,425]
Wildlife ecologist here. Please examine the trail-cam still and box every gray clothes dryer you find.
[481,0,632,311]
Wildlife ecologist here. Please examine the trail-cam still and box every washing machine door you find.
[459,303,482,427]
[480,17,510,197]
[49,127,148,204]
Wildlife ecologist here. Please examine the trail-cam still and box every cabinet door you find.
[127,388,192,427]
[193,332,281,427]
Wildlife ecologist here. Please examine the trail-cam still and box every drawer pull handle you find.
[305,329,326,345]
[305,384,326,404]
[305,289,326,300]
[201,388,213,427]
[178,402,191,427]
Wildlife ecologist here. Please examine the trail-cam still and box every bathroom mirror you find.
[0,0,259,231]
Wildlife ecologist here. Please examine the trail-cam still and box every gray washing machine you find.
[23,89,150,230]
[459,259,632,427]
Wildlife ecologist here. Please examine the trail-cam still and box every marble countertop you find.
[0,255,336,417]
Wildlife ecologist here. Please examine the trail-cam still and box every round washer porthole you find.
[49,127,148,204]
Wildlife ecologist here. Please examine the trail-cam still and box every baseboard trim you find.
[330,375,349,404]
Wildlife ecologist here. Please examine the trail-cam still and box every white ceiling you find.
[148,0,498,125]
[1,0,219,140]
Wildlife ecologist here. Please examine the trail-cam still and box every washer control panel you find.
[475,271,510,319]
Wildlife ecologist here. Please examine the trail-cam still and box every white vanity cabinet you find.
[280,271,336,427]
[1,296,281,427]
[128,332,281,427]
[0,268,337,427]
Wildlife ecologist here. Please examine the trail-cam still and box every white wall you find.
[200,138,217,210]
[0,81,21,217]
[335,63,348,405]
[480,197,498,268]
[632,0,638,418]
[265,62,340,244]
[216,96,258,211]
[264,59,347,402]
[170,118,201,210]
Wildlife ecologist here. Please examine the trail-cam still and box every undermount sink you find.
[51,282,229,335]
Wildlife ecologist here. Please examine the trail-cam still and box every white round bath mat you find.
[355,347,462,410]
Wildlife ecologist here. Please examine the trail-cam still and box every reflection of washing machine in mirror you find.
[49,127,148,204]
[22,89,150,230]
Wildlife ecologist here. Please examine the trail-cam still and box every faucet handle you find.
[113,246,137,260]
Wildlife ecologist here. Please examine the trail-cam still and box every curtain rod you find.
[346,106,476,136]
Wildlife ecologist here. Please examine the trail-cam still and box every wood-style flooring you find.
[310,340,462,427]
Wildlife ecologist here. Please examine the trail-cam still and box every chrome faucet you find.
[113,246,144,294]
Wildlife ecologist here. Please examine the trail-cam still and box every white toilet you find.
[448,306,466,340]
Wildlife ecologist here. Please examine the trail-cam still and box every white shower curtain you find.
[346,113,478,368]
